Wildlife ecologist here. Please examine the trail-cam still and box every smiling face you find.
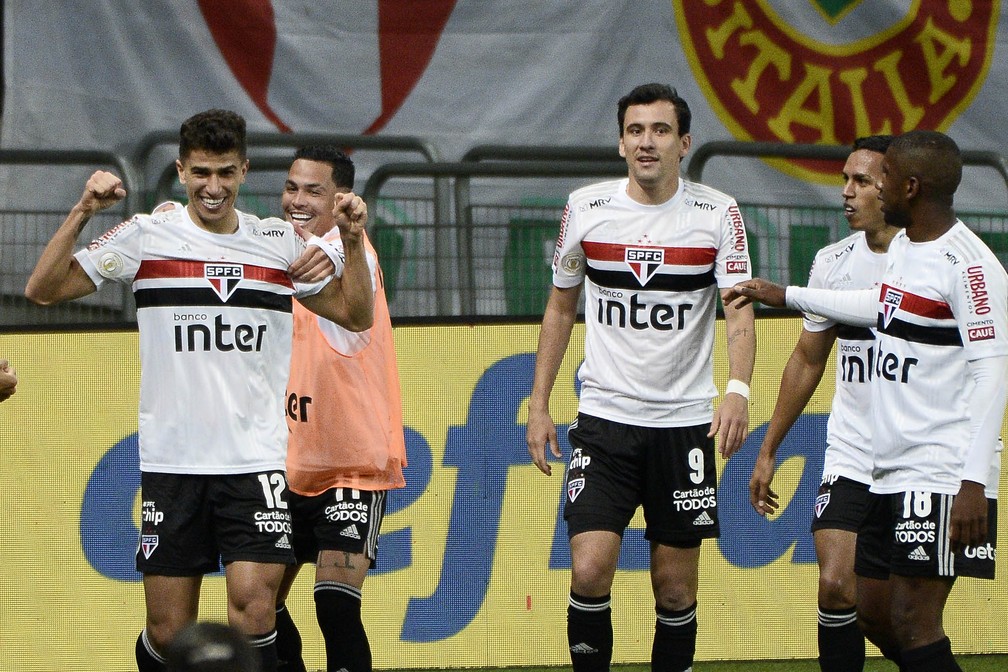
[618,100,691,204]
[841,148,886,234]
[281,158,344,237]
[177,149,248,234]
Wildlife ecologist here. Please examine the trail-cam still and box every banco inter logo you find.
[205,263,244,301]
[672,1,997,181]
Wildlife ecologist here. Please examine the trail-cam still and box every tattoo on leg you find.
[319,552,356,570]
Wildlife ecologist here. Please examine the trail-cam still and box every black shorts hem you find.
[566,517,627,540]
[137,563,220,577]
[646,532,711,549]
[220,552,296,566]
[853,562,888,580]
[812,520,861,534]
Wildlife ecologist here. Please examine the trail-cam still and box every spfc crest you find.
[567,477,585,502]
[882,286,903,328]
[814,492,830,518]
[205,263,244,302]
[625,247,664,286]
[141,534,159,559]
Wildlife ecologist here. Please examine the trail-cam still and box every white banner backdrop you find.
[2,1,1006,207]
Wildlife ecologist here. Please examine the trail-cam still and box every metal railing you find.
[3,140,1007,327]
[142,131,442,208]
[0,150,142,326]
[686,140,1008,202]
[363,160,627,316]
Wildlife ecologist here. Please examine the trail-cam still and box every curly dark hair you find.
[178,109,247,160]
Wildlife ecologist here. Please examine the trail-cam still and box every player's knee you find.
[652,575,697,611]
[570,558,616,596]
[144,621,182,654]
[654,586,696,611]
[227,591,278,633]
[817,572,856,609]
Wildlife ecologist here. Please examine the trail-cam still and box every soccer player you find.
[271,145,406,672]
[727,130,1007,672]
[748,135,898,672]
[24,109,374,672]
[526,83,755,672]
[0,358,16,402]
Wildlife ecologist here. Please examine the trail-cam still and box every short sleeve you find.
[551,201,585,289]
[74,215,147,288]
[714,201,752,288]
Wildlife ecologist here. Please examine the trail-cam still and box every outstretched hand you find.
[723,278,787,309]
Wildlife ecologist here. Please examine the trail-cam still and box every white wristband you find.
[725,379,750,400]
[306,235,345,277]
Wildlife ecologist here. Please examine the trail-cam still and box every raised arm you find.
[295,192,374,331]
[25,171,126,305]
[750,326,836,515]
[526,284,580,476]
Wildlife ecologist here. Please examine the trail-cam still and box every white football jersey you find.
[552,178,751,427]
[804,232,887,485]
[870,223,1008,496]
[75,206,330,474]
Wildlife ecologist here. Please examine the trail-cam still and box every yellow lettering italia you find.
[873,51,925,130]
[730,31,791,114]
[767,63,836,143]
[838,68,894,136]
[915,17,971,103]
[705,1,753,59]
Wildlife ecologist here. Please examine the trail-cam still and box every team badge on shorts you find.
[567,477,585,502]
[141,534,159,559]
[815,492,830,518]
